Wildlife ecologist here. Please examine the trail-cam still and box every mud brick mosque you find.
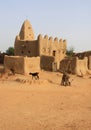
[4,19,66,74]
[14,19,66,58]
[4,19,91,75]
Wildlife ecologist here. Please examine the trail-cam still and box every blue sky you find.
[0,0,91,52]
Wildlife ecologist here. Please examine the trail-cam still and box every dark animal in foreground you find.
[61,72,70,86]
[29,72,39,80]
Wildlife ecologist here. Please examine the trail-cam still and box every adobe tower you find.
[19,19,35,40]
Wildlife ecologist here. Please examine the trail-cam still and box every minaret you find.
[19,19,35,40]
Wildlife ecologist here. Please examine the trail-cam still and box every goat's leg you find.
[37,75,39,80]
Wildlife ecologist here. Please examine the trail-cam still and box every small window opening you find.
[53,50,56,56]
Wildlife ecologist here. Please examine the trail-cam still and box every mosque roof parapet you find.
[54,37,58,41]
[44,35,48,39]
[59,39,62,42]
[49,37,53,41]
[37,34,42,41]
[63,39,66,42]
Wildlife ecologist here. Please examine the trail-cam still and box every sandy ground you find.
[0,68,91,130]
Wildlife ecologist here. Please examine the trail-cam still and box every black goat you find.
[29,72,39,80]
